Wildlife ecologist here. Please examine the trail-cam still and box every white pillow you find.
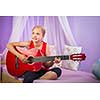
[49,45,57,56]
[62,45,82,70]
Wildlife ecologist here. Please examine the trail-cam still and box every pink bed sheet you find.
[34,68,100,83]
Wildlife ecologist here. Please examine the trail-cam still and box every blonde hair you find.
[32,25,46,36]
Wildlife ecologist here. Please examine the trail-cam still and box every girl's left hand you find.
[54,57,61,63]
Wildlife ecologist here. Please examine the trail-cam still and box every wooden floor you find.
[0,60,22,83]
[0,72,22,83]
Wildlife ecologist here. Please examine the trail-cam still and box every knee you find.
[51,67,62,78]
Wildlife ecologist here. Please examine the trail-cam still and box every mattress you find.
[34,68,100,83]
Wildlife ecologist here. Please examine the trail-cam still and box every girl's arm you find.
[43,44,61,68]
[7,41,30,63]
[43,44,54,67]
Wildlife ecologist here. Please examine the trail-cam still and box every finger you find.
[22,58,27,63]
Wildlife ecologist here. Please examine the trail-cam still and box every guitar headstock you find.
[70,53,86,61]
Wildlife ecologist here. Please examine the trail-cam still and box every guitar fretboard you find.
[27,55,69,63]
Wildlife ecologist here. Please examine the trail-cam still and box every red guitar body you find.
[6,51,42,77]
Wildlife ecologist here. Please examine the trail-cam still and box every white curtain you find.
[44,16,66,54]
[58,16,77,46]
[2,16,77,57]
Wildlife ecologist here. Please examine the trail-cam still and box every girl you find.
[7,25,62,83]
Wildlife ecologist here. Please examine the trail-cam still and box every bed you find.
[0,64,100,83]
[34,68,100,83]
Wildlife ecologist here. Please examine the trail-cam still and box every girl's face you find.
[32,28,44,43]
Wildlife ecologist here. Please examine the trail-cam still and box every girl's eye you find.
[32,32,40,35]
[36,33,40,35]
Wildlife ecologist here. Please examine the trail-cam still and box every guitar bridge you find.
[15,56,19,69]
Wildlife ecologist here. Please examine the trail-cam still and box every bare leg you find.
[39,71,57,80]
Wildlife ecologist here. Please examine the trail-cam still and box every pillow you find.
[92,59,100,79]
[62,45,82,70]
[49,45,57,56]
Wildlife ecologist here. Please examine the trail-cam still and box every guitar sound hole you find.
[27,56,33,64]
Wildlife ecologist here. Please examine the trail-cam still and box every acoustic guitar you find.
[6,47,86,77]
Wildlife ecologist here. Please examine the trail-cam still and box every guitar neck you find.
[27,55,69,63]
[41,55,69,62]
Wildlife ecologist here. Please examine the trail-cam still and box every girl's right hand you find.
[18,54,27,63]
